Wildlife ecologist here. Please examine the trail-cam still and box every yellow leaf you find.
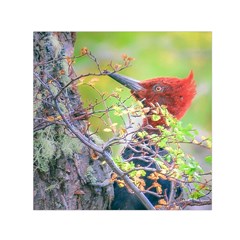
[188,176,193,182]
[201,136,207,140]
[103,128,112,132]
[156,186,163,194]
[111,92,119,98]
[112,105,121,111]
[115,87,123,92]
[193,139,199,144]
[165,146,172,152]
[119,128,127,137]
[206,140,212,148]
[117,180,125,188]
[55,115,62,121]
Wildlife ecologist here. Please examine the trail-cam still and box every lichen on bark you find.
[33,32,113,210]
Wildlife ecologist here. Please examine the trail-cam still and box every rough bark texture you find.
[33,32,113,210]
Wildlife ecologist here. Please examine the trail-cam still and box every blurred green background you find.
[74,32,212,141]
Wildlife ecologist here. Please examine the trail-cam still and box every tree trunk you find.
[33,32,113,210]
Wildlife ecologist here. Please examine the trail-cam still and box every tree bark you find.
[33,32,113,210]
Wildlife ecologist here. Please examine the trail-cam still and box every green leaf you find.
[158,138,168,148]
[205,156,212,164]
[137,132,144,138]
[150,134,159,142]
[175,131,185,141]
[151,114,161,121]
[129,170,137,177]
[139,170,146,177]
[165,154,172,163]
[190,191,202,199]
[186,123,193,130]
[193,129,199,135]
[137,131,148,139]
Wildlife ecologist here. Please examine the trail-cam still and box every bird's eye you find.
[153,85,162,92]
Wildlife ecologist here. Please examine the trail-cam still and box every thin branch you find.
[179,199,212,208]
[47,83,156,210]
[123,166,157,176]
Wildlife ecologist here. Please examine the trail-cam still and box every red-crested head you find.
[108,71,196,127]
[135,71,196,119]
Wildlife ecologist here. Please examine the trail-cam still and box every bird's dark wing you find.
[110,136,182,210]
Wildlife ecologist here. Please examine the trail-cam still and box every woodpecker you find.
[107,71,197,210]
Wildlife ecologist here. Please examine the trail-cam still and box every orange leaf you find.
[159,173,167,180]
[158,199,167,205]
[114,64,122,71]
[127,57,135,61]
[121,53,128,60]
[111,173,118,181]
[66,56,73,65]
[59,69,65,75]
[148,173,158,180]
[74,190,85,195]
[155,205,163,209]
[47,116,55,122]
[90,149,99,160]
[81,47,89,55]
[152,182,161,187]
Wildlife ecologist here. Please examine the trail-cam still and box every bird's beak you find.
[107,72,144,91]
